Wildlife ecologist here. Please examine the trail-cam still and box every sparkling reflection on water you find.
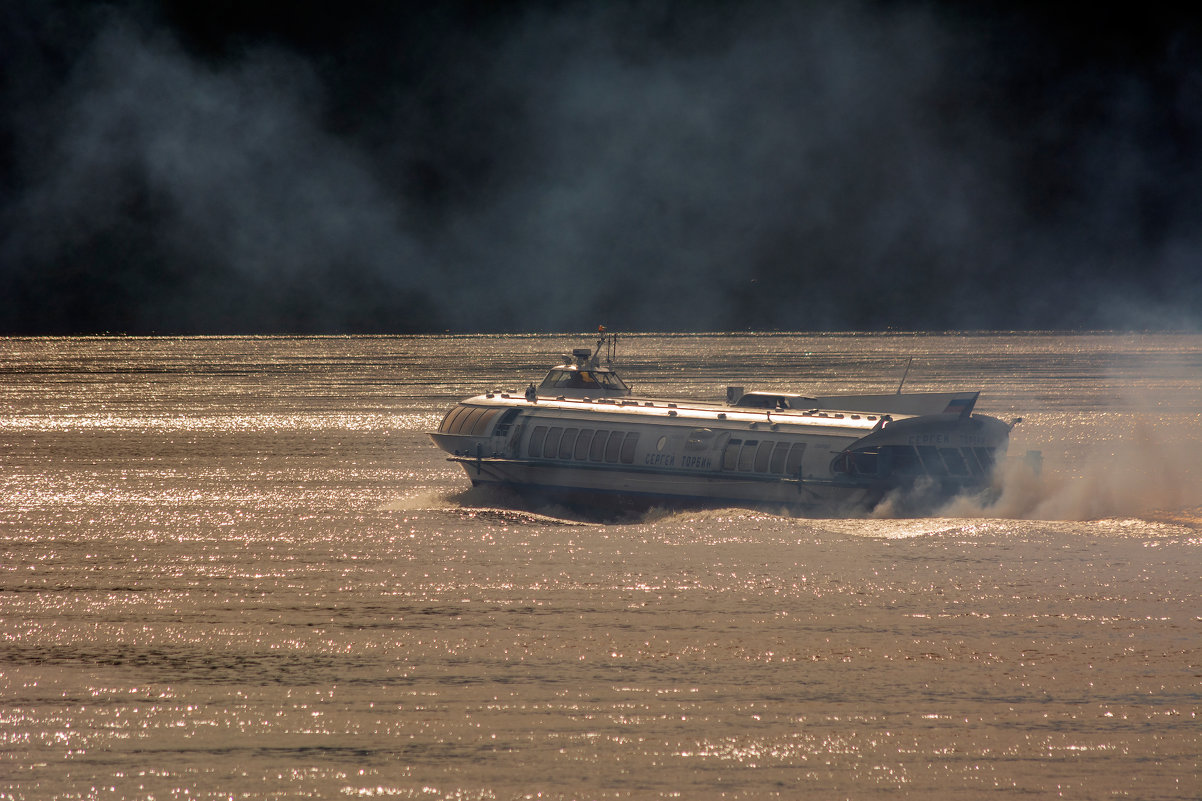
[0,333,1199,799]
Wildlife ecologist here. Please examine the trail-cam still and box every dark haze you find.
[3,2,1202,333]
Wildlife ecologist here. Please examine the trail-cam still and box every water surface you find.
[1,333,1199,799]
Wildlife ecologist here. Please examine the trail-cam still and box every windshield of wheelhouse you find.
[539,369,629,393]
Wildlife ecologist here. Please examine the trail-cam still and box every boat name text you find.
[906,433,989,446]
[644,453,714,469]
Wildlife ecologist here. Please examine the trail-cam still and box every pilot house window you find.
[539,369,630,392]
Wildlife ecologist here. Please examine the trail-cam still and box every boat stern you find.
[831,412,1011,502]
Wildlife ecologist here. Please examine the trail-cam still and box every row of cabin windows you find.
[528,426,639,465]
[839,445,997,478]
[721,439,807,476]
[916,444,995,477]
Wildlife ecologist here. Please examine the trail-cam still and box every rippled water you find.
[1,333,1199,799]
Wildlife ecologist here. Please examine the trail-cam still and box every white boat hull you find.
[449,453,877,515]
[427,337,1011,517]
[430,398,1008,517]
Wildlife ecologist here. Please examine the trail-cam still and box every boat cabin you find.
[536,347,631,398]
[734,389,980,418]
[733,391,815,410]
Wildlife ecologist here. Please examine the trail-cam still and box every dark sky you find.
[3,1,1202,333]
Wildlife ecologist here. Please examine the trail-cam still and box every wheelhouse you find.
[536,346,631,398]
[538,367,630,395]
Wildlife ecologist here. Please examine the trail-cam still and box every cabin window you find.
[456,407,487,435]
[590,430,608,461]
[438,405,469,433]
[886,445,924,474]
[754,441,774,473]
[973,447,997,473]
[574,429,594,460]
[785,443,806,475]
[916,445,947,476]
[722,439,742,471]
[528,426,548,458]
[832,450,878,476]
[447,407,471,434]
[939,447,969,476]
[735,394,793,409]
[558,428,579,459]
[461,408,483,435]
[851,450,879,476]
[470,408,502,436]
[494,408,521,436]
[620,432,639,464]
[544,427,564,458]
[737,440,758,472]
[738,394,773,409]
[961,447,984,475]
[604,431,624,463]
[457,408,477,435]
[769,442,790,474]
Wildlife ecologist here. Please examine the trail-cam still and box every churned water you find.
[0,333,1198,800]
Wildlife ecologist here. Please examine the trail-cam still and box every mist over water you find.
[3,4,1202,332]
[977,351,1202,522]
[1,332,1199,800]
[972,423,1202,521]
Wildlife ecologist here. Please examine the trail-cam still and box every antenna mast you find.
[595,325,616,365]
[896,357,913,394]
